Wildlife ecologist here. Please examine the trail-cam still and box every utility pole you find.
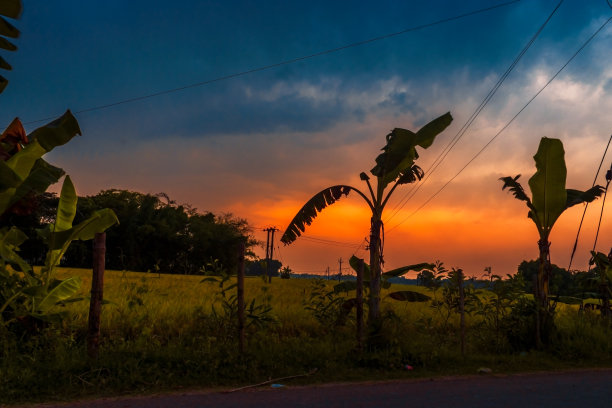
[338,257,343,281]
[264,227,279,283]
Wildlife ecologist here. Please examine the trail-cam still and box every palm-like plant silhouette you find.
[500,137,604,346]
[281,112,452,333]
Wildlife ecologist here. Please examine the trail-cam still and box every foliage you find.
[201,262,275,335]
[303,279,348,327]
[20,189,261,275]
[0,0,21,94]
[279,266,292,279]
[500,137,604,347]
[2,268,612,404]
[280,113,452,336]
[0,114,118,331]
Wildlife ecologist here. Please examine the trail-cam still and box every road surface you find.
[18,369,612,408]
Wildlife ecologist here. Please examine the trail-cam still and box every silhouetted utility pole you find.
[338,257,343,281]
[264,227,279,283]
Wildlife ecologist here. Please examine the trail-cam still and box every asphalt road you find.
[20,369,612,408]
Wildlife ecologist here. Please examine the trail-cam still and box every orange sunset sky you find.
[2,1,611,277]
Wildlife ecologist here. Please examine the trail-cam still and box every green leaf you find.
[0,159,21,190]
[348,255,371,281]
[7,159,65,208]
[371,112,452,190]
[382,262,434,278]
[34,276,81,313]
[27,110,82,151]
[528,137,567,232]
[280,185,358,244]
[553,295,583,305]
[333,281,357,294]
[43,209,118,276]
[0,226,31,273]
[388,290,431,302]
[54,176,77,232]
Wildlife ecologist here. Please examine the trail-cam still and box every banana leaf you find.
[388,290,431,302]
[528,137,567,231]
[34,276,81,313]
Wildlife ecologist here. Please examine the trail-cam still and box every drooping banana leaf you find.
[566,187,604,208]
[7,159,65,209]
[382,262,434,278]
[33,276,81,313]
[499,175,534,209]
[388,290,431,302]
[333,281,358,294]
[348,255,371,281]
[281,185,366,244]
[0,226,31,273]
[528,137,567,232]
[371,112,452,190]
[42,208,118,277]
[28,110,81,151]
[0,113,80,214]
[551,295,583,305]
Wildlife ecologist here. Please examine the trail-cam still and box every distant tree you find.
[280,266,292,279]
[61,190,258,275]
[245,259,281,277]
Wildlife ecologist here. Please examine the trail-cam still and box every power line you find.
[386,15,612,234]
[384,0,564,225]
[20,1,521,126]
[568,134,612,270]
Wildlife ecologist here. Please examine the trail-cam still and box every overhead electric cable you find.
[20,1,520,126]
[384,0,564,224]
[568,134,612,271]
[386,15,612,234]
[592,161,612,254]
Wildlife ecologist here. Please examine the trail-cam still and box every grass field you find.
[2,268,612,405]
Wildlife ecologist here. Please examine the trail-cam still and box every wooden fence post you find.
[356,259,364,352]
[237,241,246,354]
[87,232,106,360]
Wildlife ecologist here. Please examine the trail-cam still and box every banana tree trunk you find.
[536,237,552,348]
[368,216,383,335]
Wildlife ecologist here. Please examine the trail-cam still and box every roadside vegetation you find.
[1,2,611,405]
[2,267,612,404]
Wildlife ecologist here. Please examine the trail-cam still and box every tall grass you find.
[1,268,611,404]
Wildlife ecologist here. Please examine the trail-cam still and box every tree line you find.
[7,189,261,275]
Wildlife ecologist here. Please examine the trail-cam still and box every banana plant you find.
[334,255,432,300]
[281,112,452,333]
[0,112,118,327]
[1,175,118,325]
[500,137,604,345]
[1,111,81,215]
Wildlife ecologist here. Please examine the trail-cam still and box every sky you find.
[1,0,611,278]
